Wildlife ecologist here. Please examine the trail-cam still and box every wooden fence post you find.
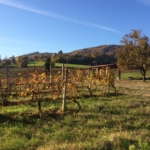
[6,67,9,88]
[50,64,52,83]
[62,67,68,112]
[99,69,102,76]
[62,63,64,80]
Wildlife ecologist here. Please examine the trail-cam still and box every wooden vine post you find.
[117,69,121,80]
[38,100,42,117]
[88,68,91,89]
[62,67,68,112]
[99,68,102,76]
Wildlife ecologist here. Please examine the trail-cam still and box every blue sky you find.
[0,0,150,58]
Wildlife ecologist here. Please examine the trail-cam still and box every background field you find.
[119,70,150,80]
[28,61,88,68]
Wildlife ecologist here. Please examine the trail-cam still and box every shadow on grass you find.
[1,92,126,108]
[101,138,137,150]
[0,114,13,123]
[0,109,65,125]
[110,92,127,97]
[1,100,20,106]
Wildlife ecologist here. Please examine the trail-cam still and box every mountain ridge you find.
[18,44,121,58]
[68,44,121,56]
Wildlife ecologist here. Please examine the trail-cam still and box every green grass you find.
[116,70,150,80]
[28,61,44,67]
[55,63,88,68]
[27,61,88,68]
[0,80,150,149]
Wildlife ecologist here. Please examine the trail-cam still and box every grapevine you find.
[0,66,116,114]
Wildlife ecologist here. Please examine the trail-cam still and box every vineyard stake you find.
[62,67,68,112]
[118,69,121,80]
[38,100,42,116]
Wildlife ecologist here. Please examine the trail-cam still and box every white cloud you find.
[0,0,123,34]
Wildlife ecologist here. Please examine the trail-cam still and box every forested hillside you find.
[57,44,121,65]
[69,45,121,56]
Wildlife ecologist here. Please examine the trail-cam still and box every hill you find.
[19,45,121,58]
[69,44,121,56]
[62,44,122,65]
[15,45,121,65]
[20,52,53,58]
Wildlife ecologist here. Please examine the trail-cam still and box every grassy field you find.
[0,79,150,149]
[28,61,88,68]
[55,63,88,68]
[28,61,44,67]
[116,70,150,80]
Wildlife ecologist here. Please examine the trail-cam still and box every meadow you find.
[28,61,88,68]
[0,67,150,150]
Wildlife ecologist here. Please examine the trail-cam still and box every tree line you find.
[0,51,116,68]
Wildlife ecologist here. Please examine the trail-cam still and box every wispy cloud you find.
[0,0,123,34]
[134,0,150,6]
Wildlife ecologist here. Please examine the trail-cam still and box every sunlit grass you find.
[116,70,150,80]
[27,61,88,68]
[55,63,88,68]
[0,81,150,149]
[28,61,44,67]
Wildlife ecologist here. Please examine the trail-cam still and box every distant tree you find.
[16,56,28,67]
[51,53,58,67]
[58,50,63,55]
[11,55,16,65]
[33,55,38,61]
[3,59,11,66]
[44,57,51,72]
[83,53,93,65]
[44,54,57,71]
[116,29,150,81]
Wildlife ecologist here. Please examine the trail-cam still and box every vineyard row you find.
[0,67,116,113]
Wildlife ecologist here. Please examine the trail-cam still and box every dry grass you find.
[116,80,150,96]
[0,80,150,150]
